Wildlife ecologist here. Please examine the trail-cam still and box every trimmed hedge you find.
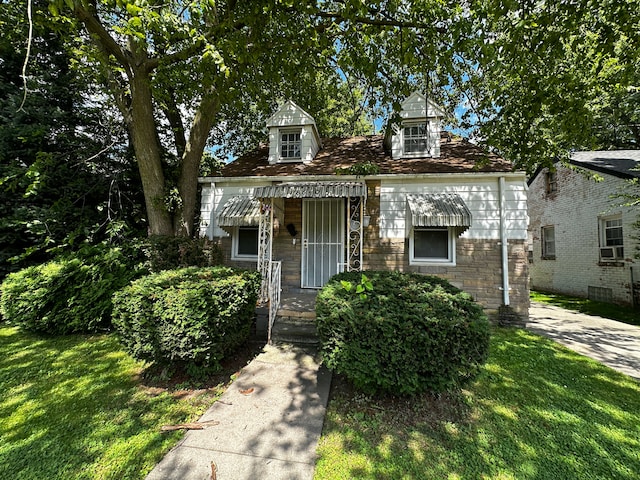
[111,267,260,374]
[0,246,145,334]
[141,235,223,272]
[316,271,490,395]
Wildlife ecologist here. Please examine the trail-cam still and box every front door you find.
[301,198,345,288]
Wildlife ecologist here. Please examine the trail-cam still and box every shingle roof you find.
[215,134,514,178]
[570,150,640,179]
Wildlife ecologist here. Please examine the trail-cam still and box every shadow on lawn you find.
[317,328,640,480]
[0,328,259,479]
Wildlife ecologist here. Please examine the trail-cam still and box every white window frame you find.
[402,122,431,157]
[599,215,624,261]
[231,226,259,261]
[279,128,302,161]
[541,225,556,259]
[409,227,456,266]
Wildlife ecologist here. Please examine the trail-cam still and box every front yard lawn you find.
[0,326,250,480]
[315,327,640,479]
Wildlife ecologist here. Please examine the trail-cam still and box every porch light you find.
[363,215,371,228]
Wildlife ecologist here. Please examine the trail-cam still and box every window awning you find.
[217,196,262,227]
[407,193,472,234]
[253,181,366,199]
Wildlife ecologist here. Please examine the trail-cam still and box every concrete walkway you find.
[527,302,640,380]
[146,344,332,480]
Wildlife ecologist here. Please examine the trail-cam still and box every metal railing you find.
[267,260,282,344]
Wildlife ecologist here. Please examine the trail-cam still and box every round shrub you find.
[111,267,260,374]
[0,245,145,334]
[316,271,490,395]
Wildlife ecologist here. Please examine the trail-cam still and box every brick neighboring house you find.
[198,93,529,320]
[528,150,640,307]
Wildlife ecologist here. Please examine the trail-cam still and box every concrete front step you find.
[271,315,318,345]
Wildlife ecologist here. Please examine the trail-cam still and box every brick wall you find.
[528,165,638,306]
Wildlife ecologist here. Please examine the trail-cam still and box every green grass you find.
[531,290,640,326]
[0,326,239,480]
[315,327,640,480]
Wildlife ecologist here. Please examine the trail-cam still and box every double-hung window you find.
[409,227,454,265]
[541,225,556,259]
[280,129,301,160]
[599,216,624,260]
[232,226,259,260]
[403,123,429,155]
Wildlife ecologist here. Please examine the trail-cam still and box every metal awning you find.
[253,181,366,199]
[407,193,472,233]
[217,196,262,227]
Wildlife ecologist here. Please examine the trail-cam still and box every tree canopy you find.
[19,0,640,236]
[0,0,144,277]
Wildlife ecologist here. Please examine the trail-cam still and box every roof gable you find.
[400,91,446,120]
[266,100,317,128]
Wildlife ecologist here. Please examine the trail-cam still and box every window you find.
[232,227,259,260]
[403,123,429,155]
[280,129,301,159]
[545,171,557,194]
[600,216,624,260]
[409,228,454,265]
[541,226,555,259]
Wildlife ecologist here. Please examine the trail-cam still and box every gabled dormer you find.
[266,100,322,164]
[386,92,445,159]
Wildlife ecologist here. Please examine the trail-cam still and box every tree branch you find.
[72,1,132,72]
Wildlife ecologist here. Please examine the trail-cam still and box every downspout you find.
[499,176,510,306]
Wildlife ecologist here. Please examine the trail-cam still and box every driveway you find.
[526,302,640,380]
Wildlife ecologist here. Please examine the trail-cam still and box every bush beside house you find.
[316,271,490,395]
[0,246,144,334]
[111,267,260,375]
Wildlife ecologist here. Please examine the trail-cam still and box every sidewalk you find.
[146,344,332,480]
[527,302,640,380]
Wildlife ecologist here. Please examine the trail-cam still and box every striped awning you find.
[407,193,472,233]
[217,196,262,227]
[253,181,366,199]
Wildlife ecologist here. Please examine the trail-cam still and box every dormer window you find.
[386,92,444,160]
[280,129,302,159]
[404,123,429,154]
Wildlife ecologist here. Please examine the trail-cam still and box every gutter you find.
[198,171,527,184]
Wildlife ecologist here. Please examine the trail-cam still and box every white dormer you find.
[266,100,322,164]
[389,92,445,159]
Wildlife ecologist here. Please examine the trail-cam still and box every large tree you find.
[0,0,143,277]
[46,0,638,236]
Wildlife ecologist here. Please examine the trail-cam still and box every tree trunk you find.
[174,92,220,236]
[129,68,174,236]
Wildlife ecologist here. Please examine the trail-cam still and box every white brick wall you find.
[528,165,638,305]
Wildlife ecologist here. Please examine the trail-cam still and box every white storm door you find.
[301,198,345,288]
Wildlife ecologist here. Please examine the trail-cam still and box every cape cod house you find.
[199,93,529,337]
[528,151,640,307]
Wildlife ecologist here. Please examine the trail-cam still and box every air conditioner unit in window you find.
[600,246,624,260]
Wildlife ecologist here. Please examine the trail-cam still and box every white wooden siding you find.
[199,182,270,238]
[379,177,528,240]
